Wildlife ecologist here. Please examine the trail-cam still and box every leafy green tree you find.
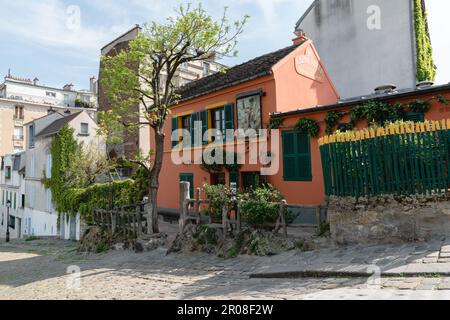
[99,4,248,233]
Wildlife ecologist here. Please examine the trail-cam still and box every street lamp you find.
[6,199,11,243]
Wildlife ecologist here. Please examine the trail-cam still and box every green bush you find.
[202,184,233,220]
[238,185,287,227]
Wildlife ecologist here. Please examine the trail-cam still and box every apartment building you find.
[0,72,98,157]
[0,151,26,239]
[98,25,226,172]
[295,0,433,98]
[23,110,104,238]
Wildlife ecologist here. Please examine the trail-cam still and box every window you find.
[29,186,35,209]
[203,62,210,77]
[210,173,226,186]
[29,125,35,148]
[30,155,35,177]
[21,194,25,209]
[180,173,194,199]
[14,105,24,119]
[404,111,425,122]
[282,131,312,182]
[14,126,23,140]
[46,91,56,98]
[9,215,15,230]
[211,107,225,142]
[13,192,16,209]
[46,189,52,212]
[46,154,52,178]
[63,94,70,106]
[236,94,262,134]
[80,123,89,135]
[5,166,11,179]
[242,172,265,191]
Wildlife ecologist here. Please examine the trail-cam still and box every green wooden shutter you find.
[282,131,312,181]
[180,173,194,198]
[296,132,312,181]
[224,103,235,141]
[200,110,208,145]
[190,113,198,147]
[171,116,178,148]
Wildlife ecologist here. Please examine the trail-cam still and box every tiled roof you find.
[176,42,304,103]
[35,112,82,138]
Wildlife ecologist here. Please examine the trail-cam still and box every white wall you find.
[297,0,416,98]
[23,207,58,237]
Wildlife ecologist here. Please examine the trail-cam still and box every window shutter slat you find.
[200,110,208,145]
[171,116,178,148]
[224,103,235,142]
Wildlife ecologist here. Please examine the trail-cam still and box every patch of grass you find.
[25,236,40,242]
[95,242,109,253]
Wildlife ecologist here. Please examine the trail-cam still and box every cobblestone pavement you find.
[1,239,450,300]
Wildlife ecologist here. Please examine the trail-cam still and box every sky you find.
[0,0,448,91]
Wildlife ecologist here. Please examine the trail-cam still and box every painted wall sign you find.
[295,46,325,83]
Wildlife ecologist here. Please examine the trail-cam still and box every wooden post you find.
[111,211,117,234]
[222,206,228,239]
[196,187,201,224]
[236,204,241,232]
[136,206,142,238]
[179,182,190,233]
[279,200,287,237]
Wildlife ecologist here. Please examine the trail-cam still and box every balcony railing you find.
[13,135,24,141]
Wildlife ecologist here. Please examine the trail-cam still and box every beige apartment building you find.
[98,25,226,174]
[0,73,98,157]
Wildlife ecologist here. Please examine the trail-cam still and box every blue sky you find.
[0,0,448,91]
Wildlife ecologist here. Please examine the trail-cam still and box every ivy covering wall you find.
[414,0,435,81]
[44,125,148,222]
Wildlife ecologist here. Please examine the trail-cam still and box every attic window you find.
[80,123,89,135]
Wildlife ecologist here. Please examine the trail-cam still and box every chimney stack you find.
[89,76,98,94]
[63,83,74,91]
[292,30,308,45]
[33,77,39,86]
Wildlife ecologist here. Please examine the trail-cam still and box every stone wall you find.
[328,194,450,245]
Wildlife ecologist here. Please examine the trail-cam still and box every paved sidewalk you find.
[1,239,450,299]
[250,240,450,278]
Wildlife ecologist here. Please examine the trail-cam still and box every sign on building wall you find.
[295,46,325,83]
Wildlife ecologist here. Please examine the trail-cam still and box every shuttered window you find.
[282,131,312,181]
[404,111,425,122]
[171,116,178,148]
[224,103,235,142]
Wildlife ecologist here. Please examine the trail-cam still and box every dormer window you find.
[46,91,56,98]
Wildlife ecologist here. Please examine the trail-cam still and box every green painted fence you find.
[319,120,450,197]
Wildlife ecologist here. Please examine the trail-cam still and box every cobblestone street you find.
[1,239,450,300]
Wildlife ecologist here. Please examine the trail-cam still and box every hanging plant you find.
[408,99,431,114]
[201,149,241,173]
[295,118,320,137]
[349,100,403,126]
[268,117,284,131]
[324,111,344,135]
[438,95,450,106]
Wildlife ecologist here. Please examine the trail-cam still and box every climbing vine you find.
[324,111,344,135]
[268,117,284,131]
[44,125,148,221]
[43,126,82,213]
[408,99,431,114]
[294,118,320,137]
[414,0,435,81]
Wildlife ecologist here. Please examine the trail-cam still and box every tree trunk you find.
[148,129,165,234]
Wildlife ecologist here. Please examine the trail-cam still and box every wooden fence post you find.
[196,187,201,224]
[222,206,228,239]
[179,182,190,233]
[136,206,142,238]
[279,200,287,237]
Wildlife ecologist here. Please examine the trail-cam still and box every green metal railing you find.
[319,120,450,197]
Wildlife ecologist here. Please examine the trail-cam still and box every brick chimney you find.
[292,30,308,45]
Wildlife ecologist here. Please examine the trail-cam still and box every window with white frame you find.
[46,189,52,212]
[46,153,52,178]
[80,123,89,135]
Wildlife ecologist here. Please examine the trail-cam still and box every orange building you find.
[157,36,339,211]
[157,35,450,213]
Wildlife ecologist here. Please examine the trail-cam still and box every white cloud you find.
[0,0,129,51]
